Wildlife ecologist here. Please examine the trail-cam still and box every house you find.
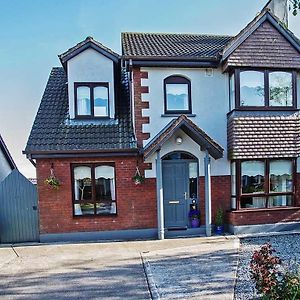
[24,0,300,242]
[0,134,17,182]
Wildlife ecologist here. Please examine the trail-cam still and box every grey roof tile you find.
[25,67,136,153]
[122,32,233,60]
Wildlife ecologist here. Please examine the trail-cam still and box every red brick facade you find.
[37,156,157,234]
[133,67,150,148]
[36,157,300,234]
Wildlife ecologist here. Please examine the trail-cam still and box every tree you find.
[289,0,300,15]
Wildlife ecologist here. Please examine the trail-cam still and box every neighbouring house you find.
[24,0,300,242]
[0,134,17,182]
[0,135,39,243]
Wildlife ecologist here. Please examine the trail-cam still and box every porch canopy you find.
[143,115,224,239]
[143,114,224,160]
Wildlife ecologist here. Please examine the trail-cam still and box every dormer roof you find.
[59,36,120,69]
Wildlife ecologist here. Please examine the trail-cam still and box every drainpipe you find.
[204,150,212,236]
[156,149,164,240]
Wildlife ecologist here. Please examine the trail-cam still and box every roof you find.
[59,36,120,68]
[227,111,299,159]
[24,67,136,157]
[222,9,300,62]
[143,115,224,160]
[0,134,17,170]
[122,32,233,61]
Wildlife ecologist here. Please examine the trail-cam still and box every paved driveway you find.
[0,236,239,300]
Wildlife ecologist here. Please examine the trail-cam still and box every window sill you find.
[73,213,118,218]
[230,206,300,213]
[161,114,196,117]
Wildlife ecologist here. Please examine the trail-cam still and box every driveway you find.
[0,236,239,300]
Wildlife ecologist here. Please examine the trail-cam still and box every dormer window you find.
[164,76,191,114]
[75,83,109,118]
[230,69,296,110]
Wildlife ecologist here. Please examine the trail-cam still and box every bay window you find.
[72,163,116,216]
[230,69,296,109]
[231,159,295,210]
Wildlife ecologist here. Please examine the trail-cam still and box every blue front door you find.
[162,161,189,229]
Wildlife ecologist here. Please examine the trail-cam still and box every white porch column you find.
[204,150,212,237]
[156,150,164,240]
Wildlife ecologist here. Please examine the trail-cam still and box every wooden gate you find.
[0,169,39,243]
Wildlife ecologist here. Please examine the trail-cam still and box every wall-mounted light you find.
[175,136,183,145]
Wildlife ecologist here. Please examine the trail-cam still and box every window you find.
[164,76,191,114]
[240,71,265,106]
[73,164,116,216]
[231,159,295,209]
[230,69,296,109]
[269,72,293,107]
[75,83,109,118]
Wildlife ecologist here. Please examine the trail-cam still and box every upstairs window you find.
[231,69,296,109]
[75,83,109,118]
[240,71,265,106]
[164,76,191,114]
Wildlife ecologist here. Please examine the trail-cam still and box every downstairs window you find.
[231,159,295,210]
[72,164,116,216]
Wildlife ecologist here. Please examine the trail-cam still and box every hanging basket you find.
[44,165,61,190]
[132,167,145,185]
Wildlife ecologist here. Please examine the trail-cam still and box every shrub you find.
[250,243,300,299]
[250,243,282,299]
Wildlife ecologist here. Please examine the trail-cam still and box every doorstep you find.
[164,226,206,238]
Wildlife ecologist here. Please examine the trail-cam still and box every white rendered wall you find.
[67,48,115,119]
[141,67,230,177]
[0,149,13,182]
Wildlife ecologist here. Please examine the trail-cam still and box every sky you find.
[0,0,299,178]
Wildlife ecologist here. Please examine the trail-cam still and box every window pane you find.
[240,71,264,106]
[73,166,92,201]
[269,72,293,106]
[229,73,235,110]
[189,162,197,199]
[268,195,292,207]
[166,83,189,111]
[270,160,293,193]
[241,196,266,209]
[241,161,265,194]
[74,203,95,215]
[77,86,91,115]
[95,166,116,215]
[94,86,109,117]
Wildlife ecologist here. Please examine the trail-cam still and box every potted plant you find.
[44,165,61,190]
[132,174,145,185]
[214,207,224,235]
[188,205,200,228]
[44,175,61,190]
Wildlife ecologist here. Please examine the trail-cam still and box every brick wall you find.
[36,156,157,234]
[132,67,150,148]
[198,175,231,225]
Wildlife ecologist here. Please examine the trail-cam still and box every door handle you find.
[184,192,188,200]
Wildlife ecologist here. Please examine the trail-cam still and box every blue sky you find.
[0,0,299,177]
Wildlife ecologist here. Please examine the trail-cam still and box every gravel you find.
[234,233,300,300]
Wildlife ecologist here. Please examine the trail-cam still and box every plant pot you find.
[215,225,224,235]
[191,218,200,228]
